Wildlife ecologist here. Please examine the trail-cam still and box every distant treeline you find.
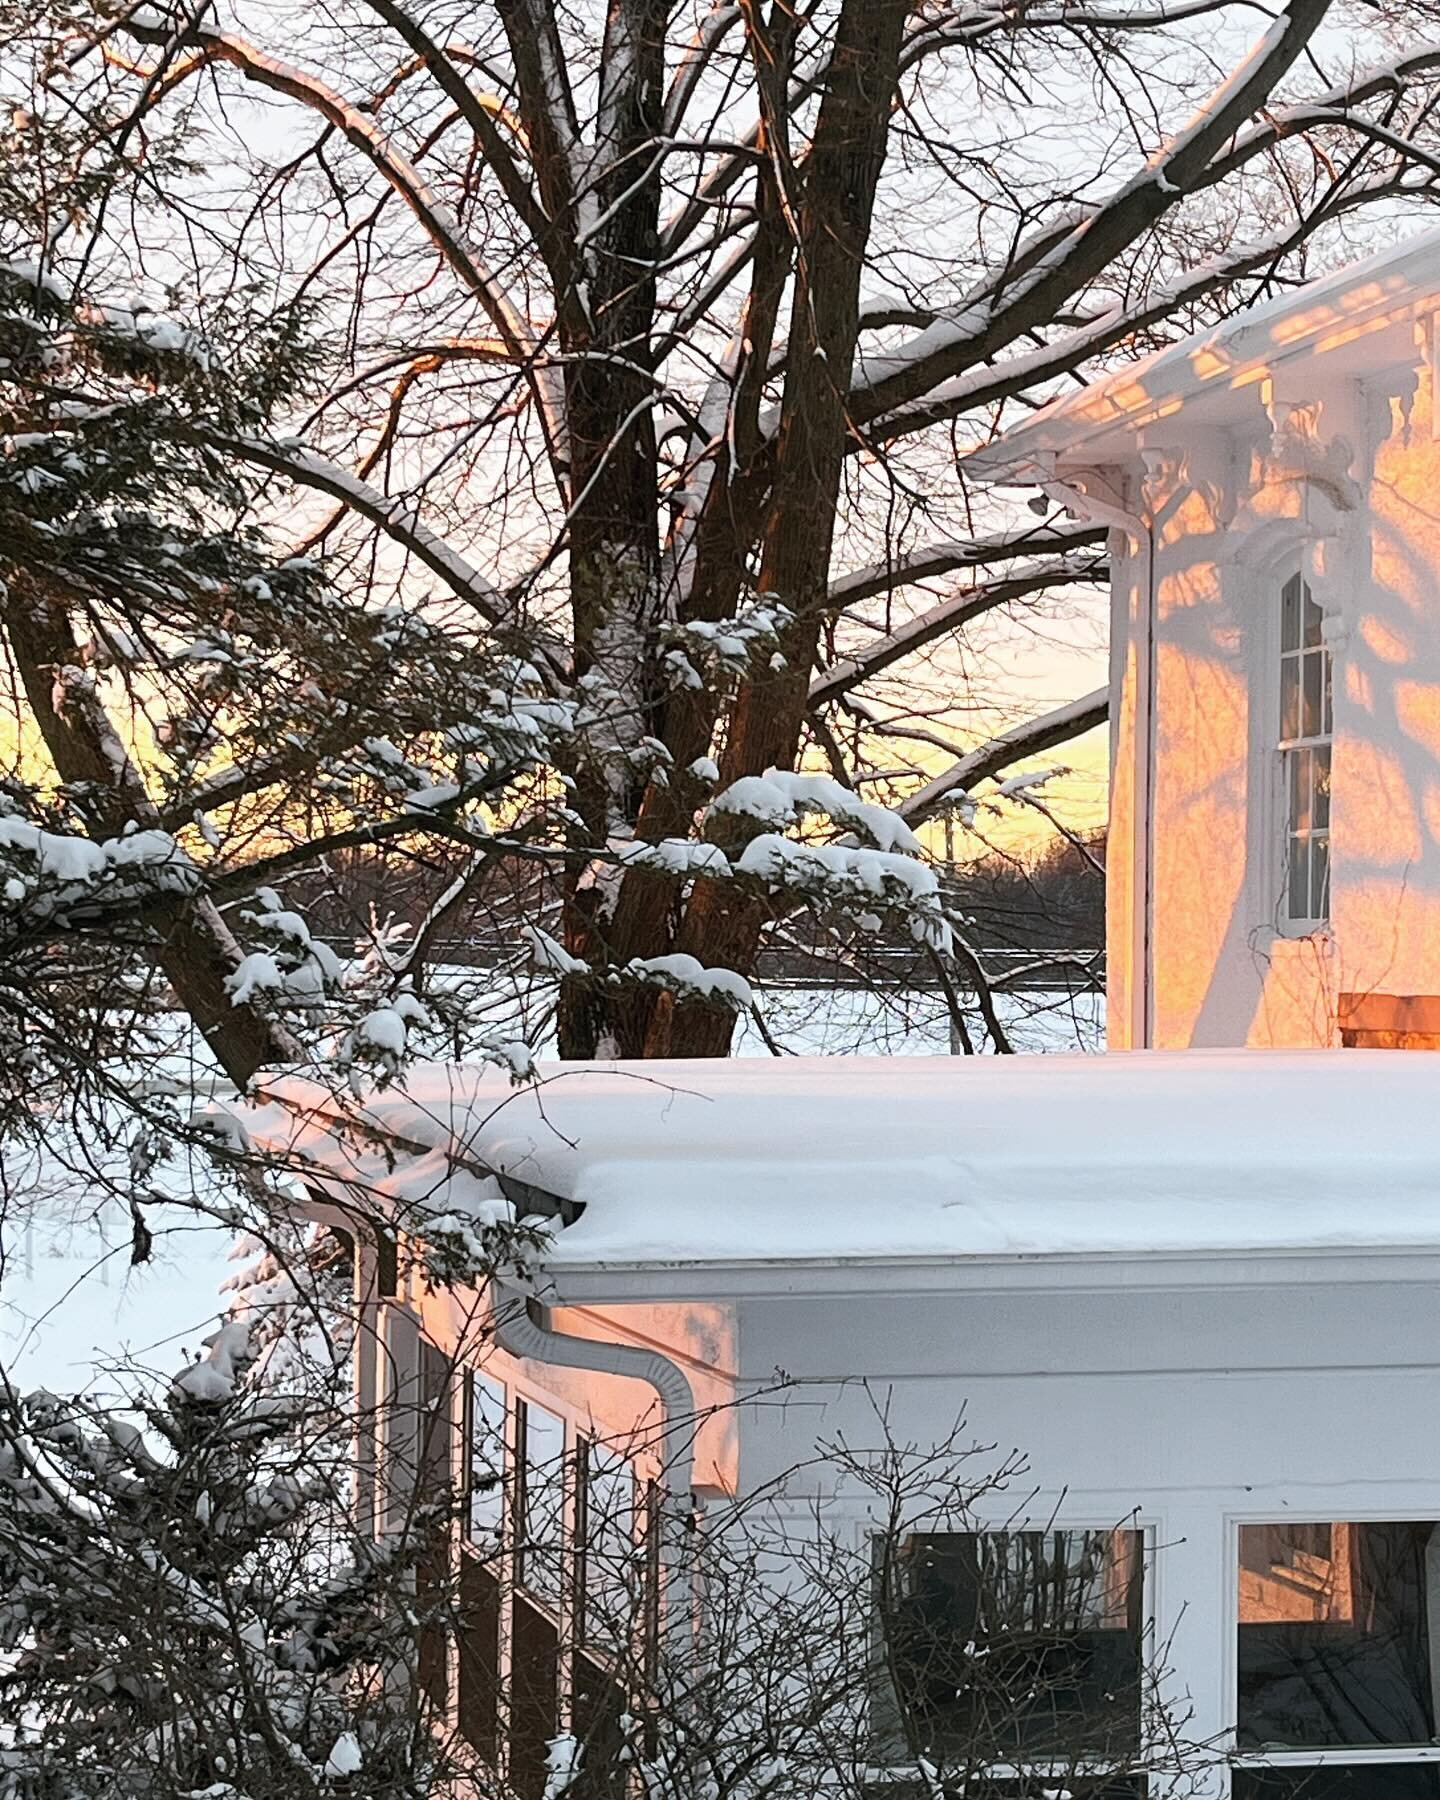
[283,826,1105,964]
[949,830,1106,952]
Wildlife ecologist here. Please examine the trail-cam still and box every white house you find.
[249,1048,1440,1800]
[971,229,1440,1054]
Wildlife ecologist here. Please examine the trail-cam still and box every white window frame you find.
[1226,1510,1440,1793]
[1274,570,1333,934]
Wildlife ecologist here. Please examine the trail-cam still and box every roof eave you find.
[968,234,1440,486]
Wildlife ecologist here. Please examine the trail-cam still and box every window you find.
[1234,1520,1440,1796]
[455,1381,642,1791]
[464,1370,508,1553]
[516,1398,566,1605]
[879,1529,1145,1776]
[1278,573,1332,927]
[575,1437,637,1654]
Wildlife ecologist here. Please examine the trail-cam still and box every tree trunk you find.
[658,0,913,1057]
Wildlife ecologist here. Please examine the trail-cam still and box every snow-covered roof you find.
[242,1051,1440,1288]
[969,227,1440,483]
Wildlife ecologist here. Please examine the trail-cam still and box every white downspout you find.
[493,1278,699,1504]
[494,1280,704,1654]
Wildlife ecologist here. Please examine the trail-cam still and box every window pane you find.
[1282,576,1302,653]
[1314,747,1331,831]
[418,1339,452,1502]
[581,1441,636,1652]
[1323,651,1334,736]
[1288,832,1309,922]
[1304,585,1324,648]
[1303,652,1324,738]
[1282,658,1301,741]
[1237,1522,1440,1750]
[466,1371,507,1551]
[519,1400,566,1603]
[1310,836,1330,924]
[883,1529,1143,1762]
[1290,749,1313,835]
[1234,1767,1440,1800]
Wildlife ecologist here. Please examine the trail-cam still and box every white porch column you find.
[1152,1505,1231,1799]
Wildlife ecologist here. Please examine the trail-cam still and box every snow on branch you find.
[614,951,754,1012]
[849,0,1334,425]
[736,834,951,952]
[871,167,1440,442]
[0,816,200,927]
[708,768,922,854]
[899,688,1109,828]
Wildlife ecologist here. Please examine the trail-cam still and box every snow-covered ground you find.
[3,984,1102,1397]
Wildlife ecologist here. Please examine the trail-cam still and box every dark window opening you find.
[458,1553,502,1760]
[862,1779,1145,1800]
[1237,1521,1440,1753]
[1234,1767,1440,1799]
[417,1527,450,1712]
[374,1226,398,1298]
[415,1339,452,1712]
[511,1593,559,1800]
[572,1651,627,1800]
[880,1530,1144,1766]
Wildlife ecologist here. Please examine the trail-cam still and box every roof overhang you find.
[968,226,1440,487]
[233,1050,1440,1298]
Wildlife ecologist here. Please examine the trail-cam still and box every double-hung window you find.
[1278,573,1333,929]
[878,1527,1147,1794]
[1234,1519,1440,1797]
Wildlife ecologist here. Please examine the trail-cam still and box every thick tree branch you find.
[825,521,1106,610]
[851,0,1335,422]
[899,688,1110,827]
[810,556,1106,708]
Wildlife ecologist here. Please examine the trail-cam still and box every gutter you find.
[492,1275,699,1504]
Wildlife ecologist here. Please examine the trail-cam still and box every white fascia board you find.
[969,227,1440,485]
[536,1244,1440,1306]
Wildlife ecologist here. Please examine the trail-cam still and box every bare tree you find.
[2,0,1439,1078]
